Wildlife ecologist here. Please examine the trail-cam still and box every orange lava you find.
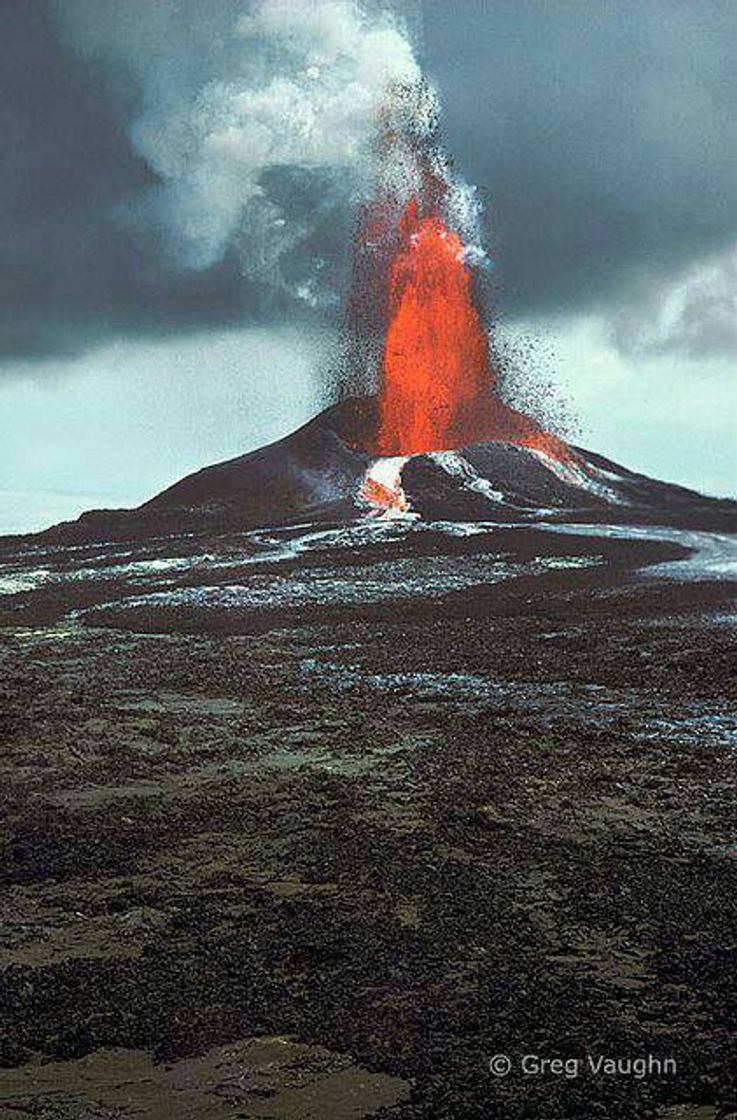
[358,455,411,515]
[360,475,409,514]
[370,198,569,460]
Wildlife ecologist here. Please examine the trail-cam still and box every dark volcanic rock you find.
[5,397,736,546]
[28,401,372,544]
[144,400,373,523]
[0,403,735,1119]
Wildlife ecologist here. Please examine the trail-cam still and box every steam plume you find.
[58,0,427,306]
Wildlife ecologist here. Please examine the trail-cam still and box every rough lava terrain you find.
[1,402,736,1119]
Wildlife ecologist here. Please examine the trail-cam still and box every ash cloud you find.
[0,0,422,361]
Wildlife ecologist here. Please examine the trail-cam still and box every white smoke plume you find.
[57,0,426,303]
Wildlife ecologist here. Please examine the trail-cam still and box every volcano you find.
[4,57,736,1120]
[18,396,735,547]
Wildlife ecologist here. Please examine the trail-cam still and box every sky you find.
[1,0,735,533]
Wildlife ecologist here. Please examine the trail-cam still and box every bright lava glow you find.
[368,198,570,462]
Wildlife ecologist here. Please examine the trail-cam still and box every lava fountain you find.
[370,193,570,461]
[351,82,570,473]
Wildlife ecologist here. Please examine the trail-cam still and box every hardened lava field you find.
[1,501,736,1119]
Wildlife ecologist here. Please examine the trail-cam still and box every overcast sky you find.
[1,0,735,533]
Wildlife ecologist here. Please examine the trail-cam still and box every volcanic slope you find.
[12,398,736,545]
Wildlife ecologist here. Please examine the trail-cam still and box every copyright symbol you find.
[489,1054,512,1077]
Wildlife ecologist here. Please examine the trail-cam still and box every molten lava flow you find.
[359,456,412,517]
[370,198,570,462]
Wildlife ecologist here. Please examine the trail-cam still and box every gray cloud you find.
[0,1,332,361]
[423,0,737,326]
[608,244,737,360]
[0,0,735,366]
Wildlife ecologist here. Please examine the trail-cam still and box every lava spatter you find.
[366,197,570,462]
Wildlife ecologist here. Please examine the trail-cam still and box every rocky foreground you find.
[0,506,735,1120]
[1,410,736,1119]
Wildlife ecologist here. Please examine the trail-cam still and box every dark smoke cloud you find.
[0,1,346,361]
[0,0,735,365]
[424,0,737,335]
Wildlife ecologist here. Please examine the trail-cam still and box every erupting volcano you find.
[15,85,735,544]
[3,11,737,1120]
